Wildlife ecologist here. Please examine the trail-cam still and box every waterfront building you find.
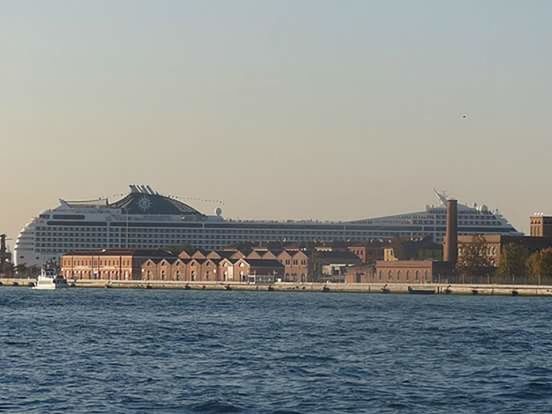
[15,185,520,268]
[247,249,278,261]
[61,249,175,280]
[346,245,372,264]
[316,241,388,264]
[362,199,457,284]
[243,259,285,283]
[140,256,284,283]
[177,249,192,260]
[374,260,452,284]
[344,264,375,283]
[382,238,442,262]
[530,214,552,237]
[62,247,286,283]
[458,234,552,267]
[275,250,309,282]
[312,250,363,282]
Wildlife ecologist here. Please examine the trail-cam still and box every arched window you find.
[415,271,419,281]
[406,271,410,281]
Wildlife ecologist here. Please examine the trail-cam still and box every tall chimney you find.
[443,199,458,264]
[0,234,6,273]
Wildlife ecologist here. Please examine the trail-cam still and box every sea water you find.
[1,288,552,413]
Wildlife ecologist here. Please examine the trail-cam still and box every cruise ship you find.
[14,185,520,267]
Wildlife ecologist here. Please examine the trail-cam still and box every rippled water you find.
[2,288,552,413]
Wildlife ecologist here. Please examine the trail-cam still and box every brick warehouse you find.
[61,249,175,280]
[61,248,287,283]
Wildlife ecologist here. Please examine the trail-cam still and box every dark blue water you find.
[1,289,552,413]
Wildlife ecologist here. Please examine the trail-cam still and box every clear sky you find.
[1,0,551,243]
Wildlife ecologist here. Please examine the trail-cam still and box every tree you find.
[27,265,41,277]
[456,235,495,283]
[496,243,529,284]
[527,251,542,285]
[5,262,14,276]
[0,262,14,276]
[527,248,552,285]
[540,249,552,283]
[14,264,27,277]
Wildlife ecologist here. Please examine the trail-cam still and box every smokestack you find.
[0,234,7,273]
[443,199,458,264]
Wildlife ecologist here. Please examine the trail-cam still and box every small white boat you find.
[32,268,68,290]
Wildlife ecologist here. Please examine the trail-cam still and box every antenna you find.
[433,188,449,206]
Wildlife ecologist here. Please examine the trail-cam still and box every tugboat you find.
[33,268,68,290]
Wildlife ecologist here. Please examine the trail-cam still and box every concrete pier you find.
[0,278,36,287]
[3,278,552,296]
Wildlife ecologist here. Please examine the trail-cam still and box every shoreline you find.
[2,278,552,296]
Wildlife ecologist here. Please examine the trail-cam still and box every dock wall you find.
[3,278,552,296]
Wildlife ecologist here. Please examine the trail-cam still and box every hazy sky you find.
[1,0,551,243]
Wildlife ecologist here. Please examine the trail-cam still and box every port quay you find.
[3,278,552,297]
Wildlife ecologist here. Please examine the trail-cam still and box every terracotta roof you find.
[189,258,207,264]
[143,258,164,264]
[215,250,236,259]
[159,258,179,265]
[64,249,176,258]
[192,248,211,256]
[245,259,284,268]
[316,250,360,260]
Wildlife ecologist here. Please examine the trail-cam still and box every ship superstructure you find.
[14,185,520,267]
